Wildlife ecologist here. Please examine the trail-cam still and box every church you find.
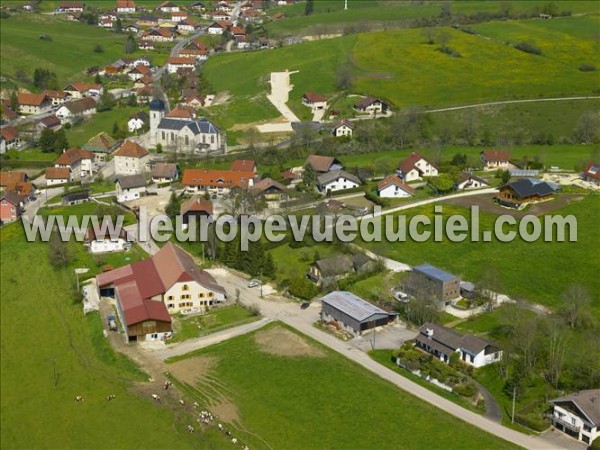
[148,98,225,153]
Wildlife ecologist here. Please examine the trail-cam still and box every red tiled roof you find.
[39,115,62,128]
[180,196,213,215]
[250,178,286,194]
[168,57,195,65]
[230,26,245,35]
[151,162,178,179]
[482,149,510,162]
[303,91,326,103]
[397,151,435,173]
[0,171,27,188]
[166,106,194,119]
[231,159,256,172]
[113,140,149,158]
[130,65,151,75]
[45,167,71,180]
[117,0,136,8]
[43,90,66,99]
[54,148,95,166]
[64,82,102,93]
[378,175,415,194]
[18,93,48,106]
[182,169,255,189]
[0,126,19,142]
[281,169,300,180]
[305,154,338,172]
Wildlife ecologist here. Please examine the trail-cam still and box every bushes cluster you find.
[514,41,542,55]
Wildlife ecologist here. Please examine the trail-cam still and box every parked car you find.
[300,302,310,309]
[392,290,410,302]
[247,279,261,288]
[107,315,117,331]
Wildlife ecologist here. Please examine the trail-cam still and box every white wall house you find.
[113,140,150,176]
[378,176,415,198]
[164,280,226,313]
[397,152,438,182]
[115,174,147,202]
[87,227,131,254]
[317,170,361,194]
[332,120,353,138]
[550,390,600,446]
[128,116,145,133]
[456,173,489,190]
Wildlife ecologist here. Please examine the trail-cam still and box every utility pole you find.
[511,386,516,424]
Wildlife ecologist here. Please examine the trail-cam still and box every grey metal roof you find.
[551,389,600,426]
[157,118,187,131]
[416,322,493,355]
[506,178,558,198]
[185,118,219,135]
[321,291,394,322]
[317,170,361,187]
[413,264,458,283]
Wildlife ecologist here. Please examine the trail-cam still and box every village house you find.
[0,127,20,153]
[45,167,71,186]
[180,196,213,226]
[149,99,223,153]
[99,16,116,28]
[207,21,231,34]
[481,149,512,171]
[177,19,200,34]
[167,57,196,74]
[396,151,439,182]
[305,154,343,173]
[354,97,389,115]
[456,172,489,190]
[377,175,415,198]
[116,0,136,13]
[137,16,159,27]
[321,291,398,337]
[37,115,62,132]
[55,97,97,123]
[54,147,95,178]
[43,90,67,106]
[211,11,232,21]
[17,93,52,115]
[0,171,27,193]
[141,28,175,42]
[415,322,503,367]
[171,11,188,22]
[236,35,252,50]
[62,190,90,205]
[116,174,147,202]
[0,192,22,223]
[582,161,600,186]
[113,140,150,176]
[85,227,131,254]
[302,92,328,111]
[331,119,354,138]
[178,47,209,61]
[136,86,154,103]
[191,2,206,11]
[280,168,302,185]
[182,168,256,196]
[410,264,461,305]
[151,162,178,183]
[127,111,149,133]
[496,178,559,209]
[157,1,179,13]
[127,65,151,81]
[316,170,361,194]
[550,389,600,445]
[56,1,84,13]
[63,82,103,99]
[307,254,353,287]
[83,132,119,155]
[96,242,226,342]
[183,93,209,108]
[231,159,257,174]
[138,39,155,51]
[250,178,288,204]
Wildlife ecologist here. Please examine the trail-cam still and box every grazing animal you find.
[231,437,238,445]
[193,402,199,409]
[75,396,84,402]
[164,380,172,390]
[226,431,231,437]
[187,425,194,433]
[242,446,249,450]
[106,394,116,401]
[152,394,161,401]
[179,399,185,406]
[218,423,223,430]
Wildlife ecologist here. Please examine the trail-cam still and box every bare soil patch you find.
[212,398,240,423]
[443,193,584,218]
[254,326,325,358]
[169,355,218,386]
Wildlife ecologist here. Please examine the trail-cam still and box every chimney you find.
[426,328,434,337]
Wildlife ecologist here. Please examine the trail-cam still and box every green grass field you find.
[264,1,599,36]
[360,195,600,313]
[0,13,128,87]
[169,305,259,344]
[203,15,600,128]
[0,223,232,448]
[65,106,143,147]
[166,322,517,449]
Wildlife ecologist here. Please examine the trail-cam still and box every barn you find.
[321,291,397,336]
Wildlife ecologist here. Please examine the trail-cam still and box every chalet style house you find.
[496,178,559,209]
[550,389,600,445]
[396,152,438,182]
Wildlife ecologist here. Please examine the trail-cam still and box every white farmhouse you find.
[116,173,147,202]
[397,151,438,182]
[377,175,415,198]
[113,140,150,176]
[331,120,354,138]
[316,170,361,194]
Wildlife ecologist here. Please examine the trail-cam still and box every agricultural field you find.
[359,195,600,314]
[0,223,231,448]
[166,322,517,449]
[0,13,127,87]
[202,15,600,128]
[264,1,599,36]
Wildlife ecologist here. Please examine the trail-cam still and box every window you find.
[207,292,214,297]
[199,293,204,298]
[182,284,189,291]
[180,294,190,300]
[210,135,215,144]
[162,131,165,140]
[185,135,189,145]
[167,295,174,300]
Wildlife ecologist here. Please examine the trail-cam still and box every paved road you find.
[200,268,558,450]
[427,96,600,114]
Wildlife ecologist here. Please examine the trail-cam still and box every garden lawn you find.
[0,223,229,448]
[166,322,517,450]
[0,13,126,87]
[267,241,339,283]
[65,107,143,147]
[169,305,259,344]
[360,195,600,314]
